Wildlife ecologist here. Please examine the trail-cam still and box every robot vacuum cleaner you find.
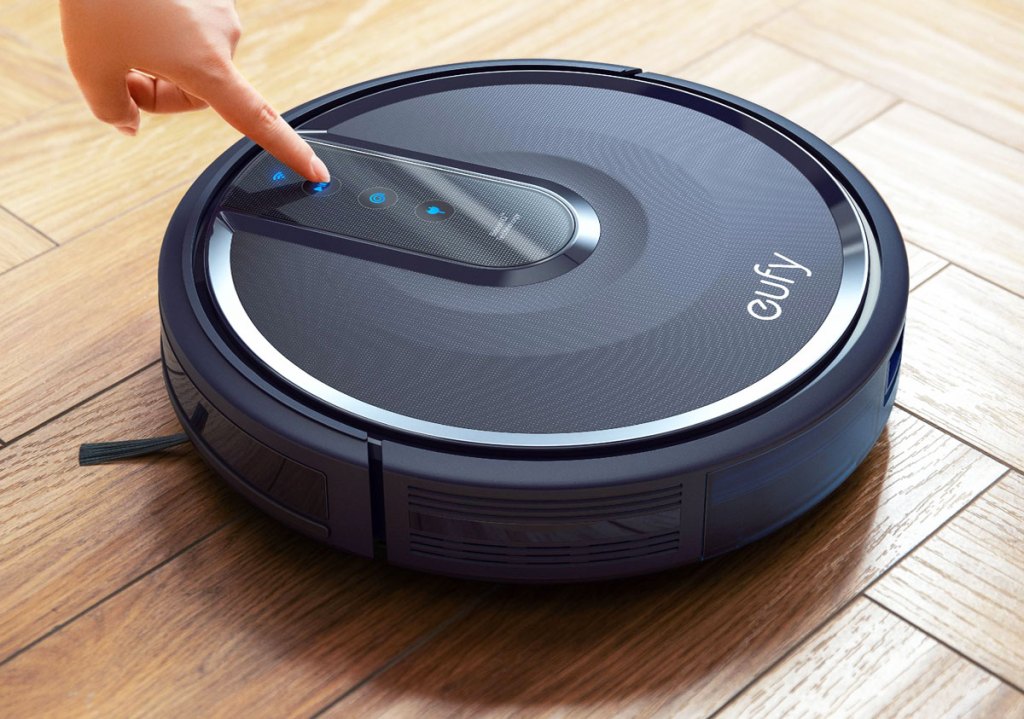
[159,60,908,581]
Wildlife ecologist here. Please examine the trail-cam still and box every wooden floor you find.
[1,0,1022,716]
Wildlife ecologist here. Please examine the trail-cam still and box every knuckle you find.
[191,47,232,83]
[252,101,280,135]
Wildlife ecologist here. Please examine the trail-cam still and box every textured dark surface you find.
[221,141,577,268]
[227,79,845,434]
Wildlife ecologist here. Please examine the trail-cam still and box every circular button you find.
[302,180,338,197]
[415,200,454,222]
[358,187,398,209]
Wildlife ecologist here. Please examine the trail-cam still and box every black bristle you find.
[78,433,191,466]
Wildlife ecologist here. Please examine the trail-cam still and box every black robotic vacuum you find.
[159,60,908,581]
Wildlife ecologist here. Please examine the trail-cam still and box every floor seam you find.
[753,33,1024,154]
[670,0,807,77]
[0,179,189,281]
[0,244,57,278]
[916,259,1024,303]
[307,585,501,718]
[0,519,236,669]
[0,204,59,248]
[708,464,1012,718]
[2,359,161,448]
[892,403,1020,476]
[907,260,951,294]
[863,594,1024,695]
[707,591,865,718]
[860,467,1012,599]
[60,180,191,246]
[829,97,900,145]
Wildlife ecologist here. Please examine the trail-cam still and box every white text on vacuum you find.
[746,252,812,321]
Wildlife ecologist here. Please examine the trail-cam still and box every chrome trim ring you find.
[205,84,870,449]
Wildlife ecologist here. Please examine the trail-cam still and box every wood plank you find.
[761,0,1024,151]
[870,472,1024,688]
[0,191,178,440]
[3,0,795,71]
[905,242,947,292]
[897,266,1024,470]
[0,0,794,244]
[0,102,236,243]
[0,366,241,661]
[719,598,1024,718]
[0,207,53,274]
[680,35,895,143]
[0,517,487,718]
[0,0,63,57]
[324,409,1006,718]
[241,0,798,102]
[836,104,1024,294]
[0,30,74,130]
[0,3,1020,716]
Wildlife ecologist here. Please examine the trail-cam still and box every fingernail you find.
[309,155,330,182]
[116,125,137,137]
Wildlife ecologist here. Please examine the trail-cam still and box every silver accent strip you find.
[207,126,870,450]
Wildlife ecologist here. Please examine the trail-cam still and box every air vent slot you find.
[405,484,682,566]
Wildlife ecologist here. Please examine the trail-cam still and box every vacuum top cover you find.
[202,70,869,447]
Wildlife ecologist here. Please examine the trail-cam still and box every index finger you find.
[192,66,329,183]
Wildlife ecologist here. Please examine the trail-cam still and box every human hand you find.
[59,0,329,182]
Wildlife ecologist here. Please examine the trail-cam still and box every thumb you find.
[189,64,328,183]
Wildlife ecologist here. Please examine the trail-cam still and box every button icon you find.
[415,200,454,222]
[302,180,338,197]
[358,187,398,209]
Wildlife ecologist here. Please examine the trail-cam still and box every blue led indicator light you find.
[312,182,329,193]
[272,170,286,182]
[369,192,387,204]
[415,200,453,221]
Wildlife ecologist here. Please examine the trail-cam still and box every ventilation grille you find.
[405,484,682,566]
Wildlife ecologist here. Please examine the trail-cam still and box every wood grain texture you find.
[0,207,53,274]
[0,191,177,441]
[836,103,1024,294]
[680,35,896,143]
[870,472,1024,688]
[897,266,1024,470]
[0,366,241,661]
[761,0,1024,151]
[1,0,796,69]
[240,0,799,104]
[324,410,1006,718]
[0,102,235,243]
[0,0,63,57]
[0,29,74,130]
[0,2,1022,715]
[0,517,487,719]
[719,598,1024,718]
[0,0,793,245]
[905,242,947,292]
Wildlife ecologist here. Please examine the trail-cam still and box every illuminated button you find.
[415,200,454,222]
[302,180,338,197]
[358,187,398,209]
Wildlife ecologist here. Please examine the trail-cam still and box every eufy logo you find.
[746,252,812,321]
